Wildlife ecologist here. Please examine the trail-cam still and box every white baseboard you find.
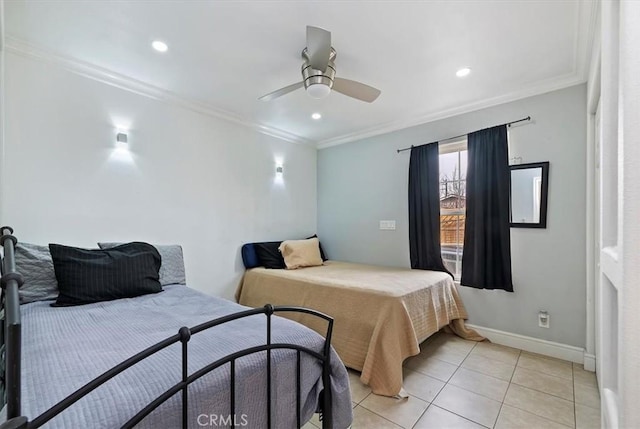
[583,353,596,371]
[467,324,586,364]
[602,388,619,428]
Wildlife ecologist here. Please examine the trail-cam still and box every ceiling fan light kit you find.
[259,26,381,103]
[302,47,336,99]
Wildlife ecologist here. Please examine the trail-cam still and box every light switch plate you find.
[379,220,396,230]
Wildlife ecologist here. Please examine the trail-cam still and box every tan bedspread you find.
[235,261,482,396]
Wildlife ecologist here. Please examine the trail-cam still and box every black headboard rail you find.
[1,226,24,421]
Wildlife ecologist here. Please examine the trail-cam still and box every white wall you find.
[1,52,317,298]
[619,4,640,426]
[595,1,640,426]
[318,85,587,348]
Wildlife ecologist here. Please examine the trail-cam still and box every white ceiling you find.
[3,1,597,147]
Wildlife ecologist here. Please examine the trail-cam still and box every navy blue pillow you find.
[253,242,286,269]
[241,243,261,269]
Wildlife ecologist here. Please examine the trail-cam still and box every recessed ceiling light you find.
[456,67,471,78]
[311,113,322,120]
[152,40,168,52]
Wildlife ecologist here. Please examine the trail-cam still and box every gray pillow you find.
[14,242,58,304]
[97,242,186,286]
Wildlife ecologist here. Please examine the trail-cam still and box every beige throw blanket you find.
[236,261,483,396]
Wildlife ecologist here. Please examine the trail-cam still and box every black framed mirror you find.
[510,161,549,228]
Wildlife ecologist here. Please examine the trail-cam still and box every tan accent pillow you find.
[278,238,323,270]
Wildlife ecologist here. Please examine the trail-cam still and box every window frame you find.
[438,138,468,281]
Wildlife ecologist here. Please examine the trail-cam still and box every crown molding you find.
[576,0,600,82]
[317,72,585,149]
[5,0,599,152]
[3,36,314,146]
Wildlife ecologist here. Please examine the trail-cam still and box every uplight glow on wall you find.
[274,157,284,185]
[109,128,135,164]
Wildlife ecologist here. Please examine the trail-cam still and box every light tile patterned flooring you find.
[304,332,601,429]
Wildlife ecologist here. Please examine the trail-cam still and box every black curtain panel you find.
[408,143,452,277]
[461,125,513,291]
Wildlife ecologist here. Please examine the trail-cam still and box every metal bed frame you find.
[0,226,334,429]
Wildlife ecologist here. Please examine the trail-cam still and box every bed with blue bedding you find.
[13,285,352,428]
[0,229,352,429]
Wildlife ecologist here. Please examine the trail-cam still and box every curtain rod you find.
[396,116,531,153]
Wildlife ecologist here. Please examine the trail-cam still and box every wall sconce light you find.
[116,133,128,144]
[274,163,284,185]
[110,130,135,164]
[274,157,284,185]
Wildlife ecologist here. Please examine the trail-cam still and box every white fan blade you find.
[332,78,381,103]
[258,82,304,101]
[307,26,331,72]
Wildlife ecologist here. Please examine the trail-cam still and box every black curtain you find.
[408,143,452,277]
[461,125,513,291]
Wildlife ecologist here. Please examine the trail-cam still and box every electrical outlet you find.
[538,311,550,328]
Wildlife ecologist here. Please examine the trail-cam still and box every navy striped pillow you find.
[253,242,286,269]
[49,242,162,306]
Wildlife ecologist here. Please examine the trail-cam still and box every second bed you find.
[236,260,482,397]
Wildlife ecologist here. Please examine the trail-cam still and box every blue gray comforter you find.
[15,285,353,428]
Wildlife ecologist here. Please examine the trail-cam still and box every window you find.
[439,140,467,280]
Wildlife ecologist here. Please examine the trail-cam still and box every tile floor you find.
[304,332,601,429]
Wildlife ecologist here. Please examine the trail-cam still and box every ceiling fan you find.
[259,26,381,103]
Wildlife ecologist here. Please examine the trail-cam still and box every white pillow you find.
[278,238,323,270]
